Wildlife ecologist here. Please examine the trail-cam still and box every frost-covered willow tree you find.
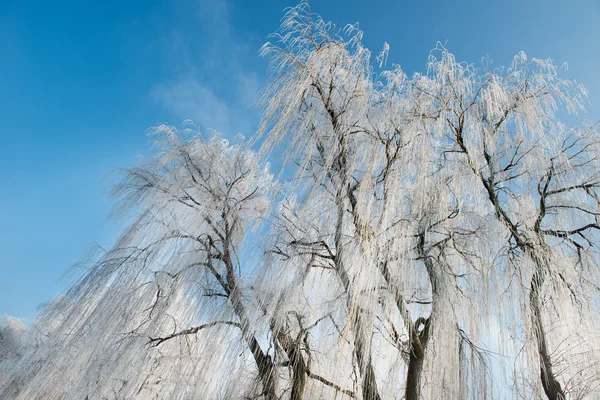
[2,2,600,400]
[0,126,279,399]
[257,7,484,399]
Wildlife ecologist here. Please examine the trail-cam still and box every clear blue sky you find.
[1,0,599,322]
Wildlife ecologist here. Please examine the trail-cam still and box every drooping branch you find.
[148,321,242,347]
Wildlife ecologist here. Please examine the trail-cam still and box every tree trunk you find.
[465,133,566,400]
[380,258,429,400]
[528,252,566,400]
[277,329,307,400]
[405,317,430,400]
[334,252,381,400]
[224,232,277,400]
[230,288,277,400]
[351,312,382,400]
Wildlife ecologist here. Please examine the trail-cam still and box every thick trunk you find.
[404,234,438,400]
[277,330,307,400]
[256,357,277,400]
[318,98,382,400]
[351,312,382,400]
[230,288,276,400]
[380,259,429,400]
[290,361,307,400]
[223,231,277,400]
[333,177,382,400]
[405,233,461,399]
[462,130,566,400]
[404,317,430,400]
[528,253,566,400]
[335,253,381,400]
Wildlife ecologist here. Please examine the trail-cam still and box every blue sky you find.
[1,0,599,322]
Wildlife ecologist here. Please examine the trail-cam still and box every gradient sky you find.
[1,0,599,322]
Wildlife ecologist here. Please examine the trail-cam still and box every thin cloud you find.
[152,77,233,134]
[151,0,265,137]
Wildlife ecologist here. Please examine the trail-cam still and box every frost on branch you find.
[0,126,276,399]
[2,2,600,400]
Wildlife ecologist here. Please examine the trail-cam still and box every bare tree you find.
[0,126,281,399]
[260,5,493,399]
[408,47,600,398]
[1,3,599,400]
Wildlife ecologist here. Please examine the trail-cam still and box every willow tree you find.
[258,6,487,399]
[1,2,600,400]
[409,48,600,399]
[0,126,280,399]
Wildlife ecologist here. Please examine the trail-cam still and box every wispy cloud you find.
[151,0,265,138]
[151,77,236,135]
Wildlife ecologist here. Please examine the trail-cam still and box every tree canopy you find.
[2,2,600,399]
